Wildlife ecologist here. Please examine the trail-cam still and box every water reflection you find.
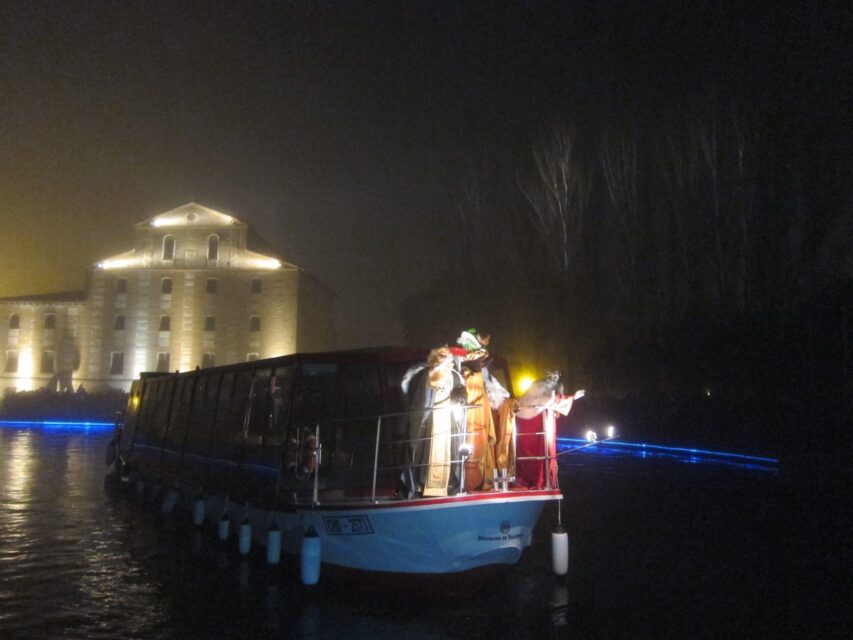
[0,425,796,639]
[2,429,35,511]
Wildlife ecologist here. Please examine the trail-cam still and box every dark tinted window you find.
[110,352,124,374]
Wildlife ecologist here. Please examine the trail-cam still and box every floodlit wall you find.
[0,203,334,396]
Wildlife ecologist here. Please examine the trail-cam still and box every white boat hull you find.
[206,490,560,574]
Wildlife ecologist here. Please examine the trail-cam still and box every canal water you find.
[0,425,845,639]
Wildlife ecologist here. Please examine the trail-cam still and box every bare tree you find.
[518,124,591,290]
[601,130,646,320]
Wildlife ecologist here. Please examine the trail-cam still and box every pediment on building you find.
[136,202,244,229]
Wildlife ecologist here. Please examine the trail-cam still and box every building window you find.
[116,278,127,294]
[44,313,56,330]
[159,316,171,331]
[208,235,219,261]
[249,315,261,332]
[4,350,18,373]
[204,316,216,331]
[40,351,55,374]
[206,278,217,294]
[161,278,173,294]
[201,353,215,369]
[247,353,259,362]
[109,352,124,375]
[156,352,170,373]
[9,314,19,330]
[114,314,126,331]
[251,278,262,294]
[162,235,176,260]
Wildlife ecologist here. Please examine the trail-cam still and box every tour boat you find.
[109,347,565,575]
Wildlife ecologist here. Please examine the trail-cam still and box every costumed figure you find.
[456,329,508,491]
[514,371,584,489]
[400,346,465,498]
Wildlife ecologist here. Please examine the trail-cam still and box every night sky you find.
[1,1,849,347]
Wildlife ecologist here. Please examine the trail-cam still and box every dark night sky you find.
[1,1,849,346]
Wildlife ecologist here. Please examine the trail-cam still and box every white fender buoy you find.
[192,496,205,527]
[160,488,179,515]
[300,526,321,585]
[266,523,282,565]
[552,525,569,575]
[218,514,231,541]
[239,519,252,555]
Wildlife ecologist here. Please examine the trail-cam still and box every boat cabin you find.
[118,347,515,508]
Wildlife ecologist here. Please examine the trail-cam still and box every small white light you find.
[585,430,598,442]
[606,425,615,439]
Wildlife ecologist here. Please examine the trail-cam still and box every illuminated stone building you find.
[0,203,334,394]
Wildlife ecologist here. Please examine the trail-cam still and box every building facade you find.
[0,203,334,395]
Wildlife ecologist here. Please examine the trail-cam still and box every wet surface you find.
[0,426,846,638]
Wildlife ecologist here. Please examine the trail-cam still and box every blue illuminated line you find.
[556,437,778,464]
[0,419,114,430]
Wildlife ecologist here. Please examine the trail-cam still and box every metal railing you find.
[305,403,558,503]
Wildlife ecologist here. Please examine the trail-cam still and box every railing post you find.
[312,424,320,505]
[371,416,381,502]
[458,406,468,495]
[544,409,552,490]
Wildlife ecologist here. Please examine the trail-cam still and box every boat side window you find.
[229,370,255,444]
[288,363,338,472]
[291,363,338,429]
[210,372,236,450]
[133,380,160,448]
[186,373,220,459]
[120,382,145,451]
[165,377,194,456]
[328,362,381,489]
[336,363,381,421]
[268,365,294,446]
[380,362,418,415]
[246,368,273,445]
[151,378,177,451]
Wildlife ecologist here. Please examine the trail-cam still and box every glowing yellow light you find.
[247,257,281,270]
[16,347,34,391]
[7,431,34,507]
[99,254,142,270]
[516,375,535,394]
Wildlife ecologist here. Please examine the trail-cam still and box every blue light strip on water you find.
[0,419,114,431]
[556,437,778,464]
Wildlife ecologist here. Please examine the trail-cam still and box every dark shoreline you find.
[0,388,128,423]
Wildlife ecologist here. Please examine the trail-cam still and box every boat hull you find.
[202,490,560,574]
